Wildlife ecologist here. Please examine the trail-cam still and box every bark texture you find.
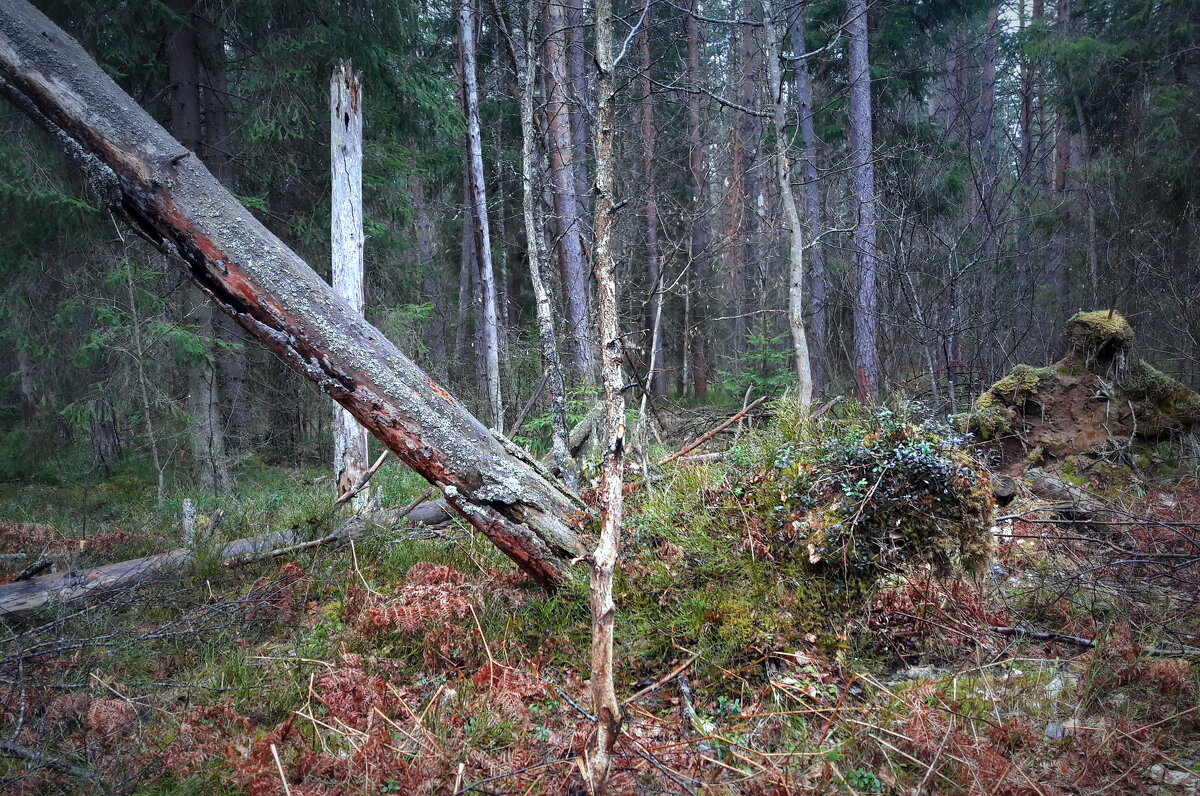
[501,1,576,490]
[848,0,880,401]
[330,61,371,500]
[543,0,596,382]
[686,0,710,400]
[0,0,586,587]
[459,0,504,429]
[763,0,813,406]
[787,0,828,394]
[587,0,624,786]
[168,0,231,494]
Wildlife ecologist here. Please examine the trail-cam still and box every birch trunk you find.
[764,0,813,406]
[501,1,577,490]
[587,0,625,786]
[0,0,586,587]
[459,0,504,430]
[787,0,828,394]
[330,62,371,503]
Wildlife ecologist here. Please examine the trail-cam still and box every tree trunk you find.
[413,178,448,383]
[543,0,596,383]
[764,0,813,406]
[197,8,251,452]
[169,0,232,494]
[499,0,577,490]
[637,11,665,397]
[330,62,371,503]
[787,0,828,394]
[847,0,879,401]
[588,0,625,785]
[0,0,586,588]
[566,0,592,225]
[0,501,453,617]
[459,0,503,430]
[686,0,709,401]
[1016,0,1035,358]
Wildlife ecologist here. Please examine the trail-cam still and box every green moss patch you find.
[621,401,995,665]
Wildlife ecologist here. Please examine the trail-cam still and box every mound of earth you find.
[958,311,1200,472]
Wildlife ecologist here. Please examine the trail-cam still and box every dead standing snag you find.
[0,0,586,587]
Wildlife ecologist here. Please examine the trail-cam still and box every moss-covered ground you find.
[1,403,1198,794]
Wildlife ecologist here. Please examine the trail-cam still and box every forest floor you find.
[0,402,1198,795]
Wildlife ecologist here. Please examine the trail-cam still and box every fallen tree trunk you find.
[0,1,586,587]
[0,501,452,617]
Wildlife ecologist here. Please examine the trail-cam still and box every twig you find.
[810,395,844,420]
[676,674,718,757]
[506,370,549,437]
[452,758,574,795]
[0,740,110,793]
[989,626,1200,656]
[394,487,434,522]
[659,397,767,464]
[555,686,596,722]
[628,742,699,795]
[623,654,698,705]
[15,560,52,581]
[333,450,390,507]
[270,743,293,796]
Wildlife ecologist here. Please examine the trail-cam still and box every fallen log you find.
[0,1,586,588]
[0,501,452,618]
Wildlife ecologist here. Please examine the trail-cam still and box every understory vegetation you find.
[2,400,1198,794]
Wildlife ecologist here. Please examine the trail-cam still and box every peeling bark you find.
[0,0,587,588]
[330,61,371,501]
[587,0,624,786]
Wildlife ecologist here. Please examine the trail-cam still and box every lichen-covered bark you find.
[0,0,586,587]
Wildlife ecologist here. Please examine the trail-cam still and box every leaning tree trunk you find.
[0,0,586,588]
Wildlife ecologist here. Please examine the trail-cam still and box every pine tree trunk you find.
[848,0,880,401]
[0,0,587,587]
[500,1,577,489]
[197,9,251,452]
[1016,0,1035,357]
[413,178,448,383]
[330,62,371,502]
[566,0,592,224]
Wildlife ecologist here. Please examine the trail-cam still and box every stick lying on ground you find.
[989,626,1199,657]
[659,397,766,465]
[0,501,450,618]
